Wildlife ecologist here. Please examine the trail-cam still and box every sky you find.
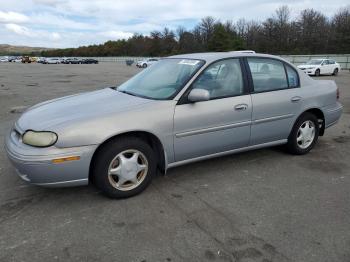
[0,0,348,48]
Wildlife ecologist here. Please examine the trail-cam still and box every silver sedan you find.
[5,52,343,198]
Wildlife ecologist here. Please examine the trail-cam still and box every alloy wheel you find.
[296,120,316,149]
[107,149,148,191]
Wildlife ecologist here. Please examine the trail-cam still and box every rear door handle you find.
[291,96,302,103]
[234,104,248,111]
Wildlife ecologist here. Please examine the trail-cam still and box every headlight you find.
[22,130,58,147]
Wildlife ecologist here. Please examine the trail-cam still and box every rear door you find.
[173,58,252,162]
[246,57,301,145]
[328,59,337,73]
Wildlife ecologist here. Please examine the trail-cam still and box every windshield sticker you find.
[178,60,200,66]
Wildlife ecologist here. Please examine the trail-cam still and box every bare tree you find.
[236,18,247,38]
[199,16,216,47]
[297,9,329,53]
[330,7,350,52]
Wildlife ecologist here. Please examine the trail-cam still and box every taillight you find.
[337,88,340,100]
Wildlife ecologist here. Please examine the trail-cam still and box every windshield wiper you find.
[117,89,139,97]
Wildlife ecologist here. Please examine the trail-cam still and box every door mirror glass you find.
[188,89,210,102]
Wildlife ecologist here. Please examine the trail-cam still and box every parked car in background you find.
[8,56,16,62]
[82,58,98,64]
[297,59,340,76]
[5,52,343,199]
[37,57,46,63]
[63,58,82,64]
[136,58,158,68]
[21,56,32,63]
[0,56,9,62]
[43,58,61,64]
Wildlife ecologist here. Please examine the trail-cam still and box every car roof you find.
[168,51,287,64]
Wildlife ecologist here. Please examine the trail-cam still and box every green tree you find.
[208,23,243,51]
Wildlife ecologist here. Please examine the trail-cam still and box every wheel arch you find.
[89,130,167,184]
[292,108,325,136]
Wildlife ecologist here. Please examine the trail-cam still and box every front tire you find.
[286,113,319,155]
[315,69,320,76]
[332,68,339,76]
[142,63,147,68]
[92,136,156,198]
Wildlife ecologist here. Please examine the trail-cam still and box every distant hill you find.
[0,44,53,55]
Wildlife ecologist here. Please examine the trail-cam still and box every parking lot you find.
[0,62,349,262]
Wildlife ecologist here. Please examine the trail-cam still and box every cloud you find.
[31,12,98,31]
[0,11,29,23]
[1,0,349,48]
[100,31,134,40]
[32,0,67,7]
[51,32,61,40]
[5,23,62,42]
[5,23,32,36]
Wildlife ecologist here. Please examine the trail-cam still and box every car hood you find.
[16,88,152,131]
[298,64,318,69]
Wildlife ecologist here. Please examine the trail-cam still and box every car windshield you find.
[117,58,204,100]
[306,59,323,65]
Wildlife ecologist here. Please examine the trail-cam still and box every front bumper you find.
[5,127,98,187]
[299,68,316,75]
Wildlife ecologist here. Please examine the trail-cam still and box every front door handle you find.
[234,104,248,111]
[291,96,302,103]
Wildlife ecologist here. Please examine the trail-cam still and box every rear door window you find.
[247,58,288,92]
[285,65,299,88]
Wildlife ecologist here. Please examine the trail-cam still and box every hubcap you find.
[108,149,148,191]
[297,120,315,149]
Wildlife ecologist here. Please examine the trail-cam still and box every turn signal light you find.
[52,156,80,164]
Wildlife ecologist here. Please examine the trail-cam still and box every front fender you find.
[52,100,177,164]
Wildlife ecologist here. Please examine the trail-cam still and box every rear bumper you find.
[5,128,98,187]
[323,102,343,128]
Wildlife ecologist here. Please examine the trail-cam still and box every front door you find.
[321,60,331,74]
[173,58,252,162]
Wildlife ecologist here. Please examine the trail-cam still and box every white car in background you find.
[0,56,9,62]
[13,57,22,63]
[136,58,159,68]
[298,59,340,76]
[44,58,61,64]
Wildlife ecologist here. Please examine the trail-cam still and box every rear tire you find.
[315,69,320,76]
[286,113,319,155]
[92,136,156,198]
[332,68,339,76]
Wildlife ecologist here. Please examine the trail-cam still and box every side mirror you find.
[188,89,210,103]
